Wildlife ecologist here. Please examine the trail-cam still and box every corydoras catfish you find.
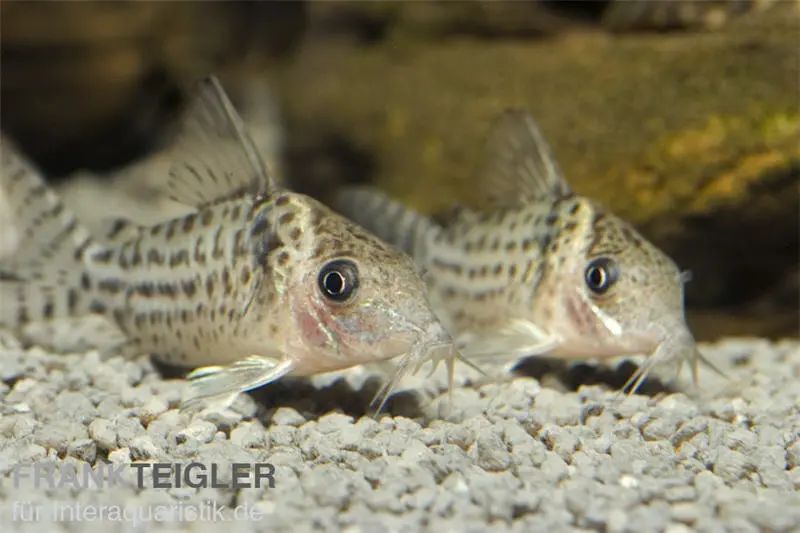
[0,76,473,413]
[331,109,725,394]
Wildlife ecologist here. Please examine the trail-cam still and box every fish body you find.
[332,110,723,392]
[0,76,470,412]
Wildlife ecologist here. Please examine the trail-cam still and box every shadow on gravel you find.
[246,376,425,421]
[152,354,674,422]
[151,357,426,420]
[512,357,676,397]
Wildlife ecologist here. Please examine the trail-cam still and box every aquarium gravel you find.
[0,327,798,533]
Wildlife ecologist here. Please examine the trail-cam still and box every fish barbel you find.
[332,109,726,394]
[0,76,474,414]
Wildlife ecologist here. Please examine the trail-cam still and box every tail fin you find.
[0,138,99,331]
[331,185,440,267]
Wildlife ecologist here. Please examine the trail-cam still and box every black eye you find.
[584,257,619,295]
[318,259,359,303]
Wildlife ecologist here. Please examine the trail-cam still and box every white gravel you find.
[0,330,798,533]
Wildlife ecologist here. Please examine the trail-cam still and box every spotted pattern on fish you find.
[0,76,472,413]
[332,109,726,394]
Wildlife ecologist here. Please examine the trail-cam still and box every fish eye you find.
[318,259,359,303]
[584,257,619,295]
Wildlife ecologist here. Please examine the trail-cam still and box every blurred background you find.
[1,0,798,342]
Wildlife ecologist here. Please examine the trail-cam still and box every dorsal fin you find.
[133,75,279,209]
[473,109,572,213]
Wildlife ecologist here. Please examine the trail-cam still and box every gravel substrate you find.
[0,327,798,533]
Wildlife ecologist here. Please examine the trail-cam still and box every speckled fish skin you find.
[332,109,725,393]
[0,76,468,412]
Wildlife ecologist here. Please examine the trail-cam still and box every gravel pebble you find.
[470,427,513,471]
[139,396,169,424]
[270,407,307,427]
[66,438,97,463]
[129,435,163,459]
[87,418,118,451]
[175,420,217,444]
[230,421,267,448]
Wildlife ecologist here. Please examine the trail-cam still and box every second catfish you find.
[333,110,726,394]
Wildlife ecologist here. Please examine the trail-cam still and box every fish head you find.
[271,196,458,377]
[536,202,699,369]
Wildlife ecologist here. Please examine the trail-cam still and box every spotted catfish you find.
[332,109,726,394]
[0,76,474,413]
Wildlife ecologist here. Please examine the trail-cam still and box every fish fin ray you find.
[457,319,559,363]
[0,138,102,331]
[474,109,572,213]
[183,355,294,406]
[148,75,278,208]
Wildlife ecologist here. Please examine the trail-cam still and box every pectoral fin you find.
[181,355,295,409]
[457,318,560,368]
